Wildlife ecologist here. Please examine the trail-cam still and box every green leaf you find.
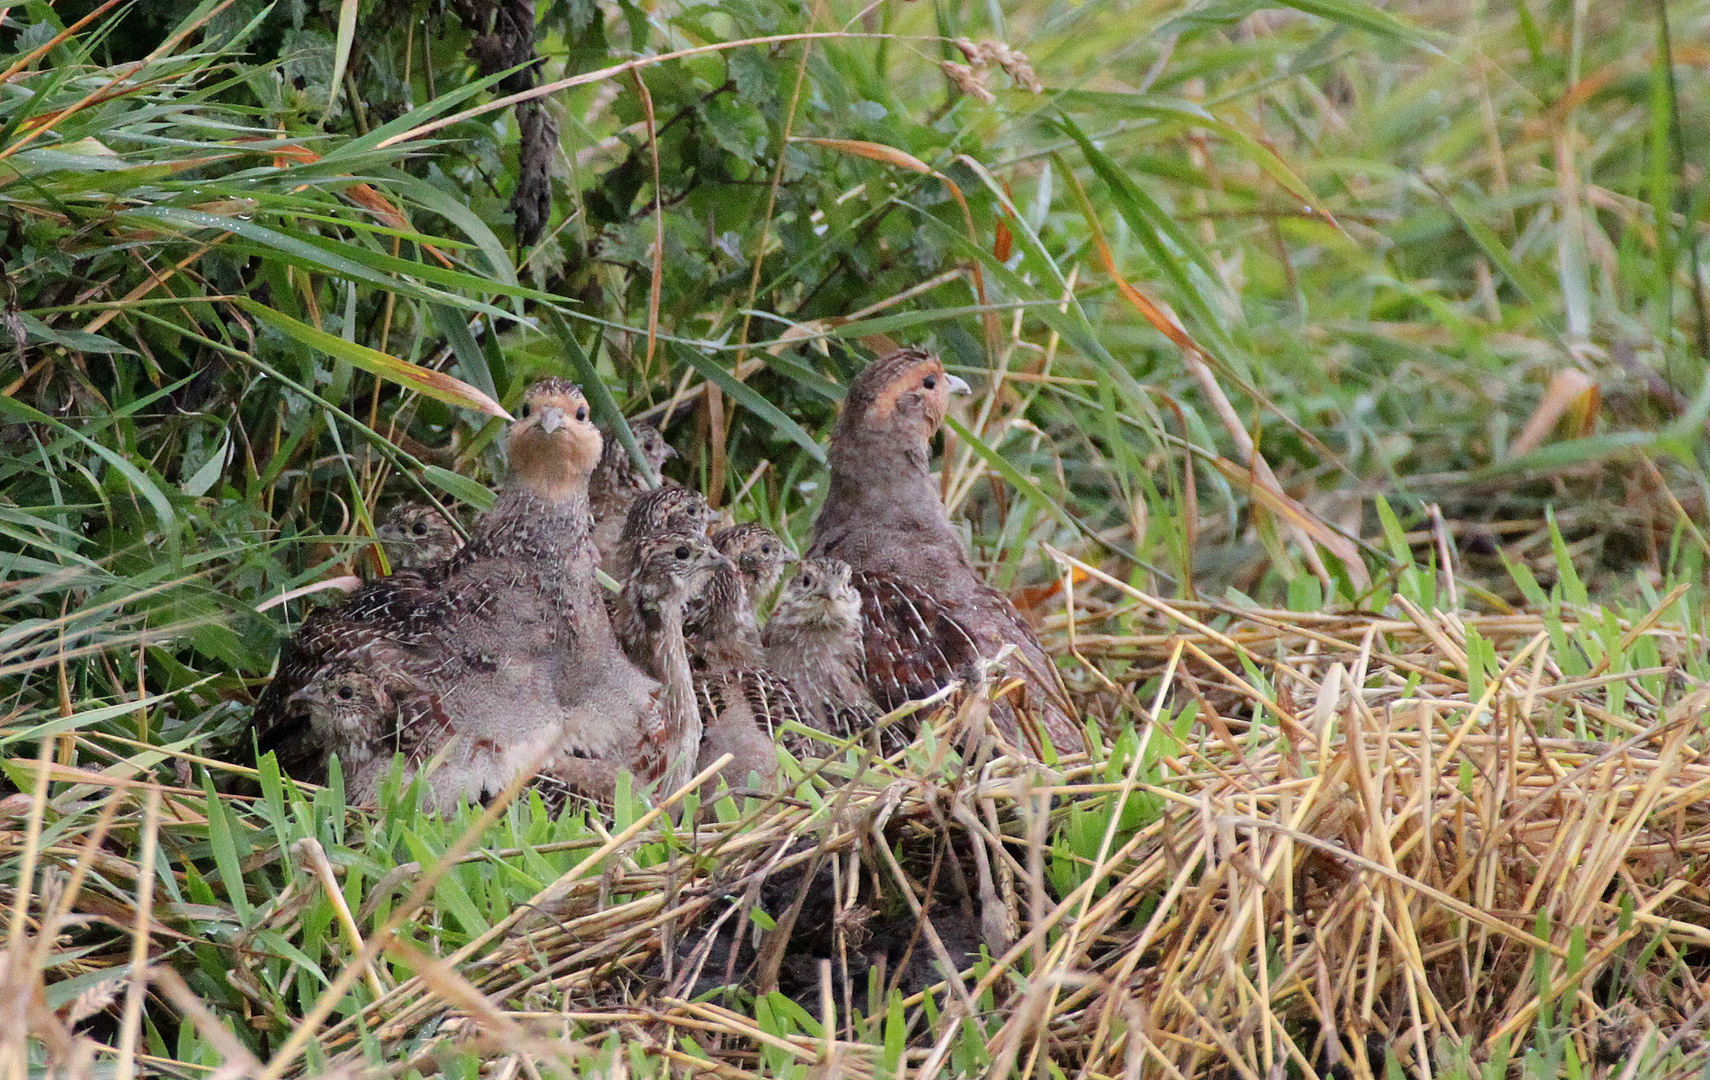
[423,465,496,510]
[670,343,826,463]
[234,298,510,418]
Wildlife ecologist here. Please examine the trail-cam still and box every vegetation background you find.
[5,0,1710,1075]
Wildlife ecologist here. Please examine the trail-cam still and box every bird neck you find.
[463,484,593,565]
[693,568,762,666]
[822,431,956,540]
[652,593,701,788]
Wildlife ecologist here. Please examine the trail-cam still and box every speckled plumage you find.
[683,524,791,665]
[376,503,463,570]
[715,523,795,604]
[807,349,1082,758]
[610,529,730,793]
[610,486,720,584]
[283,656,454,803]
[252,380,682,810]
[763,557,882,752]
[674,531,812,785]
[591,421,677,570]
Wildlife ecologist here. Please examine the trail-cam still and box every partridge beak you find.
[539,406,567,433]
[662,443,679,460]
[285,687,310,711]
[946,373,973,396]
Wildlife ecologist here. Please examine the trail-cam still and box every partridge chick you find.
[715,523,795,605]
[607,529,731,793]
[807,349,1082,757]
[254,379,675,809]
[284,656,453,803]
[677,526,810,785]
[763,557,881,751]
[376,503,463,570]
[591,421,677,569]
[610,485,720,583]
[685,523,793,667]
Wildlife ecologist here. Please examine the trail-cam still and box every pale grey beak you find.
[946,373,972,396]
[539,406,566,433]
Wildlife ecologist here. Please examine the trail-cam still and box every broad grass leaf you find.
[235,298,511,419]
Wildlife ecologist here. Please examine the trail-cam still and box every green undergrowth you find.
[4,0,1710,1074]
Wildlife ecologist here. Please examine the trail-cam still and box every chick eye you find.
[575,406,589,421]
[520,402,532,418]
[411,522,428,536]
[337,685,356,701]
[761,544,772,555]
[923,375,937,390]
[674,545,691,560]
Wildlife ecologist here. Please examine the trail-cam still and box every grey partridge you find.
[587,527,730,798]
[252,379,681,809]
[283,656,453,803]
[680,526,811,783]
[762,557,882,751]
[376,502,463,570]
[714,523,796,605]
[807,349,1083,757]
[590,421,676,570]
[684,523,793,668]
[610,485,720,583]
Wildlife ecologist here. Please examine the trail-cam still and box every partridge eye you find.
[576,406,589,421]
[761,544,772,554]
[411,522,428,536]
[520,403,532,418]
[674,545,691,560]
[337,686,355,701]
[923,375,937,390]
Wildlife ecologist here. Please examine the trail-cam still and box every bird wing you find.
[853,571,1082,755]
[851,570,983,711]
[249,571,448,759]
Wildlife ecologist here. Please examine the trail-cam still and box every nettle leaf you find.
[702,101,768,165]
[729,48,775,106]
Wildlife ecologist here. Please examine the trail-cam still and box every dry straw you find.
[5,581,1710,1079]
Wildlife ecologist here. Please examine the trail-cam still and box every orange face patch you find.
[862,356,947,429]
[508,387,603,494]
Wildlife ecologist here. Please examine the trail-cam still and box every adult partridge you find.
[807,349,1082,757]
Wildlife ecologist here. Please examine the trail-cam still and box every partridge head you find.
[507,378,603,504]
[831,348,970,458]
[593,420,675,498]
[769,557,861,637]
[712,523,795,606]
[286,657,394,766]
[377,503,462,570]
[627,530,732,620]
[613,486,719,581]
